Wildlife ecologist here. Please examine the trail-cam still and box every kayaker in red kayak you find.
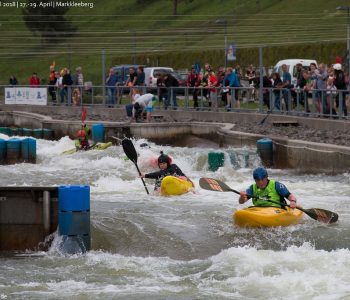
[239,167,297,209]
[140,151,191,190]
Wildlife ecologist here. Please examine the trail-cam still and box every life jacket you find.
[252,180,283,208]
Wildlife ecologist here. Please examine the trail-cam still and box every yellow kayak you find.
[62,142,112,155]
[233,206,303,227]
[160,176,194,196]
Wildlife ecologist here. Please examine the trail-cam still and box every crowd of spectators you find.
[7,58,349,117]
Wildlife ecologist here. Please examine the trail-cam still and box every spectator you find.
[156,73,167,108]
[333,63,348,117]
[164,72,179,109]
[311,62,328,114]
[207,70,218,110]
[200,63,212,101]
[72,67,84,105]
[60,68,73,105]
[296,70,312,113]
[9,75,18,86]
[279,64,292,111]
[245,64,256,101]
[271,72,282,110]
[126,67,137,97]
[186,66,201,109]
[133,93,156,122]
[29,73,40,86]
[135,66,146,93]
[48,63,57,102]
[105,68,118,107]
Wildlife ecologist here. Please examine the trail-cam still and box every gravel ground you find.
[232,122,350,147]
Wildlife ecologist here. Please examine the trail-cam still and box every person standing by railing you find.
[105,68,118,107]
[186,66,201,109]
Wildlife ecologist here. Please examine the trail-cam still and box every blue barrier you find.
[21,138,36,163]
[208,152,225,171]
[58,185,91,253]
[257,138,273,167]
[91,124,105,143]
[22,128,33,137]
[42,128,54,140]
[6,138,21,164]
[32,128,43,139]
[0,127,11,136]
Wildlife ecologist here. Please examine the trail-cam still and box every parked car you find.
[273,59,318,87]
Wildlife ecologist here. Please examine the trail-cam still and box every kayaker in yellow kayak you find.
[140,151,191,191]
[239,167,297,209]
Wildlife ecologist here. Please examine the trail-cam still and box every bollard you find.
[58,185,91,254]
[6,138,21,164]
[91,124,105,143]
[21,138,36,163]
[257,138,273,167]
[0,138,6,164]
[208,152,225,171]
[32,128,43,139]
[42,128,54,140]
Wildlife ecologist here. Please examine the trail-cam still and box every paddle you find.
[199,177,338,224]
[122,138,149,194]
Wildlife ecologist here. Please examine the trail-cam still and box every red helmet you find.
[77,130,86,138]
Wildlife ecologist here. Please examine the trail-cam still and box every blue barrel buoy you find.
[32,128,43,139]
[42,128,54,140]
[208,152,225,171]
[6,138,21,164]
[91,124,105,143]
[257,138,273,167]
[58,185,91,253]
[0,127,11,136]
[21,138,36,163]
[0,138,6,164]
[22,128,33,137]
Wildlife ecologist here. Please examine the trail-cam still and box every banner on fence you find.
[5,87,47,105]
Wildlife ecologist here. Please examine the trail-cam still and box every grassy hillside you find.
[0,0,349,86]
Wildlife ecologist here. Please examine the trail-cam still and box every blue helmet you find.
[253,167,268,180]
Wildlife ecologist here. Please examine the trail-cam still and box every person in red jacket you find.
[29,73,40,86]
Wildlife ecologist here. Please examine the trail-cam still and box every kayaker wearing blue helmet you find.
[239,167,297,209]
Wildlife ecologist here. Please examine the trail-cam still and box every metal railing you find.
[1,84,349,120]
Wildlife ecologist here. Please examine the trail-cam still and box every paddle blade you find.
[81,106,87,123]
[122,138,138,164]
[301,207,339,224]
[199,178,238,194]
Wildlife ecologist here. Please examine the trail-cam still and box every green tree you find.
[22,0,76,42]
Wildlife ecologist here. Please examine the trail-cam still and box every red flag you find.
[81,107,87,123]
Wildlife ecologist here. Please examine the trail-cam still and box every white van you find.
[273,59,318,87]
[144,67,174,87]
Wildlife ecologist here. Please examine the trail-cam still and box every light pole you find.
[216,19,227,70]
[336,6,350,89]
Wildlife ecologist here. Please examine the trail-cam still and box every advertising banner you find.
[5,87,47,105]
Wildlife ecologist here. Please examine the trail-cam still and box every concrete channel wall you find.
[0,187,58,251]
[0,105,349,173]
